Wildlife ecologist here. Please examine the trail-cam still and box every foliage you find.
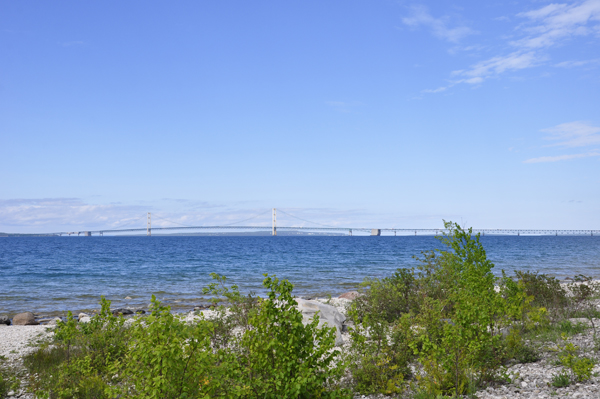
[513,271,569,322]
[352,268,418,323]
[0,355,20,398]
[24,297,129,398]
[346,312,413,395]
[346,222,534,396]
[24,275,348,399]
[233,274,348,398]
[113,295,229,398]
[551,371,571,388]
[556,334,595,383]
[511,343,541,364]
[201,272,259,349]
[408,222,516,395]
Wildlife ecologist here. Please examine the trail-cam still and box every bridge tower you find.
[147,213,151,236]
[272,208,277,236]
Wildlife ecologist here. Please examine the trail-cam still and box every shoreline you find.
[5,299,600,398]
[2,278,597,324]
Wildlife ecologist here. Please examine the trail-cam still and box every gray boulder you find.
[0,316,10,326]
[47,317,62,325]
[112,308,133,316]
[338,291,360,300]
[296,298,346,346]
[12,312,39,325]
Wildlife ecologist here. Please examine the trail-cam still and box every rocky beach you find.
[4,287,600,398]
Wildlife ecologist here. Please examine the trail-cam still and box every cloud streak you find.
[524,121,600,163]
[523,151,600,163]
[402,5,476,43]
[541,121,600,147]
[422,0,600,92]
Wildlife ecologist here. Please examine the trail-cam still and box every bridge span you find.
[52,209,599,237]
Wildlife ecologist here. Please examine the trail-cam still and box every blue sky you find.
[1,0,599,232]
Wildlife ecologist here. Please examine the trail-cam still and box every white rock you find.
[296,298,346,346]
[79,316,91,323]
[47,317,62,325]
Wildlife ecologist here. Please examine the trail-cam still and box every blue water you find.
[1,236,600,315]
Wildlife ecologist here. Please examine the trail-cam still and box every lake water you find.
[1,236,599,315]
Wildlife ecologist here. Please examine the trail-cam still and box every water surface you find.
[1,236,599,315]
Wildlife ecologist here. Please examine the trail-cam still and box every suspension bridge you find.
[52,209,599,237]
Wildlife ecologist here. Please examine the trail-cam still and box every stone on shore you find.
[12,312,38,326]
[296,298,346,346]
[78,313,91,323]
[112,308,133,315]
[338,291,360,300]
[0,316,11,326]
[47,317,62,325]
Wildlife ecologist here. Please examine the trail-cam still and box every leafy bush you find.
[24,297,129,398]
[514,271,569,322]
[347,222,530,396]
[233,275,348,398]
[346,312,414,395]
[409,222,518,395]
[25,275,348,399]
[551,371,571,388]
[556,335,595,383]
[113,295,229,398]
[512,344,540,364]
[0,356,12,397]
[352,268,418,324]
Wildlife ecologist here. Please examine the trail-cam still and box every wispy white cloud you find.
[524,121,600,163]
[402,5,476,43]
[523,151,600,163]
[424,0,600,91]
[452,51,542,83]
[554,58,600,67]
[514,0,600,49]
[422,86,449,93]
[541,121,600,147]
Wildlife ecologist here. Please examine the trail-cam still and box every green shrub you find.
[346,312,414,395]
[24,297,129,398]
[557,336,595,382]
[514,271,569,322]
[25,274,349,399]
[233,275,348,398]
[352,268,418,323]
[551,371,571,388]
[347,222,527,396]
[513,344,540,364]
[113,295,228,398]
[409,222,516,395]
[558,320,587,335]
[0,356,11,397]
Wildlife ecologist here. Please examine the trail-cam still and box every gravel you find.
[0,325,53,399]
[0,325,53,364]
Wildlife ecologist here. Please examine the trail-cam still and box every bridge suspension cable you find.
[277,209,338,228]
[223,209,271,226]
[151,214,197,228]
[115,214,148,229]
